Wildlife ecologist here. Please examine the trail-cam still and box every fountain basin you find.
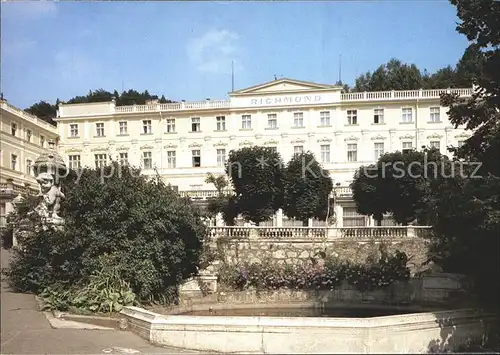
[120,304,496,354]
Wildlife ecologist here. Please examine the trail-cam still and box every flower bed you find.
[218,249,410,293]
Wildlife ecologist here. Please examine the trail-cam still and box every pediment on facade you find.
[91,147,108,152]
[131,139,138,145]
[213,141,227,147]
[264,139,279,146]
[281,133,288,138]
[399,134,415,140]
[116,145,129,151]
[255,134,262,139]
[140,144,154,150]
[427,133,443,139]
[239,140,253,147]
[344,135,359,142]
[165,143,178,149]
[204,136,211,141]
[231,78,339,96]
[371,134,387,141]
[317,137,332,143]
[188,142,202,148]
[291,138,305,144]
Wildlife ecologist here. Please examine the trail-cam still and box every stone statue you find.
[34,172,65,222]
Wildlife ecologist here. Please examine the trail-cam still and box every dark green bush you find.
[5,163,207,309]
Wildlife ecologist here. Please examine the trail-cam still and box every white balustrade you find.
[207,226,432,240]
[74,88,474,116]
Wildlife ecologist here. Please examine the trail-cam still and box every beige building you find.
[0,99,59,228]
[55,78,472,227]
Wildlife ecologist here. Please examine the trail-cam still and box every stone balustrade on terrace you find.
[66,88,472,116]
[208,226,432,240]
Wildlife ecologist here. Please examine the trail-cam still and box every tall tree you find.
[226,147,285,224]
[351,148,443,226]
[283,152,333,225]
[426,0,500,309]
[354,58,424,92]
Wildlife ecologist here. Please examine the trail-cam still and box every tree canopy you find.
[351,148,444,226]
[283,152,333,225]
[425,0,500,310]
[226,146,285,223]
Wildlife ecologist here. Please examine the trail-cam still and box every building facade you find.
[32,78,476,226]
[0,99,59,228]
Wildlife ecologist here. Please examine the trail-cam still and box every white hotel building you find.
[52,78,472,226]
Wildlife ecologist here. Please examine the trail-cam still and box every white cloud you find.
[186,29,243,74]
[2,1,58,20]
[53,49,100,84]
[3,39,36,57]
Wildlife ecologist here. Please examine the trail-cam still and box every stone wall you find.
[211,236,430,272]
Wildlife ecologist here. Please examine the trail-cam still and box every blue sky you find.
[2,1,468,109]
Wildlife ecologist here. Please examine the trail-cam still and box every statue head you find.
[36,172,54,193]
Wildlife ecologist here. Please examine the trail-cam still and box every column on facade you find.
[334,204,343,227]
[334,131,343,163]
[444,126,454,147]
[389,129,396,151]
[417,129,426,150]
[361,130,369,162]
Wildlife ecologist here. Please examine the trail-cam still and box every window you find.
[320,145,330,164]
[347,143,358,162]
[430,107,441,122]
[293,112,304,127]
[430,141,440,150]
[119,152,128,165]
[166,119,175,133]
[457,140,465,148]
[26,129,32,142]
[343,207,367,227]
[216,149,226,167]
[11,123,17,136]
[216,116,226,131]
[70,124,79,137]
[68,155,81,169]
[402,141,413,154]
[94,154,107,168]
[401,108,413,123]
[40,135,45,147]
[241,115,252,129]
[26,159,32,175]
[119,121,128,135]
[191,117,201,132]
[293,146,303,156]
[11,154,18,170]
[347,110,357,125]
[167,151,176,168]
[96,123,105,137]
[142,151,152,169]
[192,150,201,167]
[142,120,152,134]
[320,111,330,126]
[267,114,277,129]
[374,142,385,160]
[373,109,384,124]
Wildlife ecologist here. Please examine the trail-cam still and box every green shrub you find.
[5,163,207,309]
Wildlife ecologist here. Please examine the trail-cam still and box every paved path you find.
[1,248,196,354]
